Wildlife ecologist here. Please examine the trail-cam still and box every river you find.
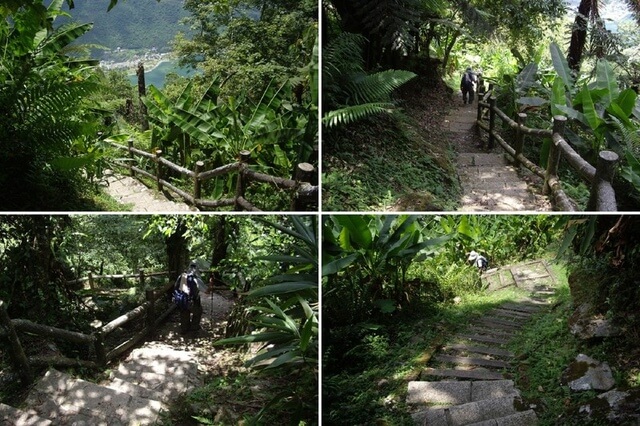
[127,60,199,88]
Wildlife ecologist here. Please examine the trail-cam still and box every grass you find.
[323,285,533,426]
[507,261,638,425]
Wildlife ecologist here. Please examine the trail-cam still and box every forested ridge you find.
[60,0,189,53]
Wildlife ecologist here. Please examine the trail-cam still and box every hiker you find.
[173,261,205,334]
[468,250,489,272]
[460,67,478,105]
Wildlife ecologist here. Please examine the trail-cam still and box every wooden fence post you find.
[514,113,527,168]
[138,269,145,288]
[291,163,316,210]
[88,271,95,290]
[544,115,567,195]
[95,331,107,366]
[476,97,483,122]
[488,96,497,149]
[145,289,155,333]
[235,150,251,211]
[0,300,32,384]
[155,150,163,192]
[587,150,619,211]
[193,161,204,202]
[128,139,136,177]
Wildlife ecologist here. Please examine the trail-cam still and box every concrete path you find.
[445,102,552,211]
[102,170,197,212]
[407,260,557,425]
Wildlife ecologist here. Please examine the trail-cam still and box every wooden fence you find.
[107,140,318,211]
[0,271,177,385]
[476,90,619,211]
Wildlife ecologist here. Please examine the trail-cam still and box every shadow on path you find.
[445,100,552,211]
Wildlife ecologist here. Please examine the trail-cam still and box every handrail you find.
[476,95,619,211]
[0,276,177,384]
[106,140,317,211]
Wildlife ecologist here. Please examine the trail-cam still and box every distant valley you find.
[62,0,189,56]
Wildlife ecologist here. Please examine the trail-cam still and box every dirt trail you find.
[444,101,552,211]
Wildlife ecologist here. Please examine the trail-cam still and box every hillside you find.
[61,0,189,54]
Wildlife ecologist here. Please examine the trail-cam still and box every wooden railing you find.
[0,271,177,384]
[476,90,619,211]
[106,139,318,211]
[67,270,172,289]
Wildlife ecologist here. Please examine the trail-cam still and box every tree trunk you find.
[166,219,188,282]
[567,0,594,72]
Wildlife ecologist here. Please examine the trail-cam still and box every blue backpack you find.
[173,273,198,310]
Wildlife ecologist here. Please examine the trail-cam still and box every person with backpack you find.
[173,261,205,334]
[467,250,489,272]
[460,67,478,105]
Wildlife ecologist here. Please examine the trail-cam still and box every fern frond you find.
[346,69,417,104]
[322,102,396,128]
[609,115,640,156]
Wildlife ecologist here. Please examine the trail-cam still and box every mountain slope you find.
[61,0,189,52]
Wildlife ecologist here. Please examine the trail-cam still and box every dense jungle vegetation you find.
[0,214,317,424]
[0,0,317,211]
[322,214,640,424]
[322,0,640,211]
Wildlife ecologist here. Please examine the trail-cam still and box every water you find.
[128,60,198,88]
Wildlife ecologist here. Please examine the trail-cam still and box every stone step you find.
[112,342,202,400]
[466,326,515,339]
[423,368,505,381]
[467,409,538,426]
[499,302,543,313]
[24,369,165,425]
[444,344,514,358]
[434,355,510,369]
[412,396,518,425]
[491,309,531,319]
[0,402,52,426]
[456,334,510,345]
[105,377,167,403]
[407,380,519,406]
[476,318,522,331]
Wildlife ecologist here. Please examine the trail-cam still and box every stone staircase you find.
[407,261,557,425]
[0,341,201,425]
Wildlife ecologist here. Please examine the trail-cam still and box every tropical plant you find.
[215,215,317,424]
[323,215,448,326]
[548,43,640,193]
[0,0,107,209]
[322,32,417,129]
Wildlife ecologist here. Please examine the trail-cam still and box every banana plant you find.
[323,215,448,315]
[548,42,640,195]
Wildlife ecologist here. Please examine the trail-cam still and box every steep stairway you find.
[407,261,557,425]
[1,342,201,425]
[445,102,551,211]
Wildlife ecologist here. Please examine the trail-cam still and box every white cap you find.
[468,251,479,261]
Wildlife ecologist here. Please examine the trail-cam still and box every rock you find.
[574,388,640,424]
[562,354,615,391]
[568,303,620,339]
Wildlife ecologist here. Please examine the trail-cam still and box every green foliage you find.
[215,216,317,424]
[175,0,317,97]
[0,0,106,209]
[323,215,448,326]
[322,32,417,128]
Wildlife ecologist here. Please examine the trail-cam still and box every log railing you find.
[0,271,177,384]
[476,92,619,211]
[107,140,318,211]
